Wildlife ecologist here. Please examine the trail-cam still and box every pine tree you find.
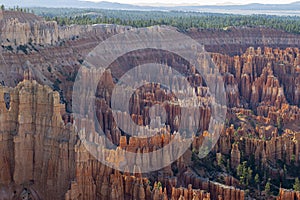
[255,174,260,192]
[157,181,162,189]
[293,178,300,191]
[254,174,260,185]
[237,164,243,177]
[246,167,253,185]
[265,179,271,195]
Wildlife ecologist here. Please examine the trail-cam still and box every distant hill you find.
[1,0,300,12]
[0,0,150,9]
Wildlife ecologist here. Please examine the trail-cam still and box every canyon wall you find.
[0,78,76,199]
[0,11,299,200]
[0,79,242,200]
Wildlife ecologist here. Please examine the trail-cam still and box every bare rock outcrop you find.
[0,79,76,199]
[277,188,300,200]
[1,11,300,200]
[0,10,58,45]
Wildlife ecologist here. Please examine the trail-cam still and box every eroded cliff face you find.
[0,78,76,200]
[1,10,300,112]
[0,10,133,47]
[0,10,58,46]
[212,47,300,108]
[277,188,300,200]
[0,79,234,200]
[0,11,300,200]
[0,10,137,113]
[188,27,300,55]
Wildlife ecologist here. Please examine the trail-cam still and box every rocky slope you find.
[0,10,300,200]
[0,76,76,199]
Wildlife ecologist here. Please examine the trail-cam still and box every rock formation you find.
[0,10,300,200]
[0,79,76,199]
[277,188,300,200]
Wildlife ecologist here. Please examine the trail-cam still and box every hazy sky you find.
[85,0,298,5]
